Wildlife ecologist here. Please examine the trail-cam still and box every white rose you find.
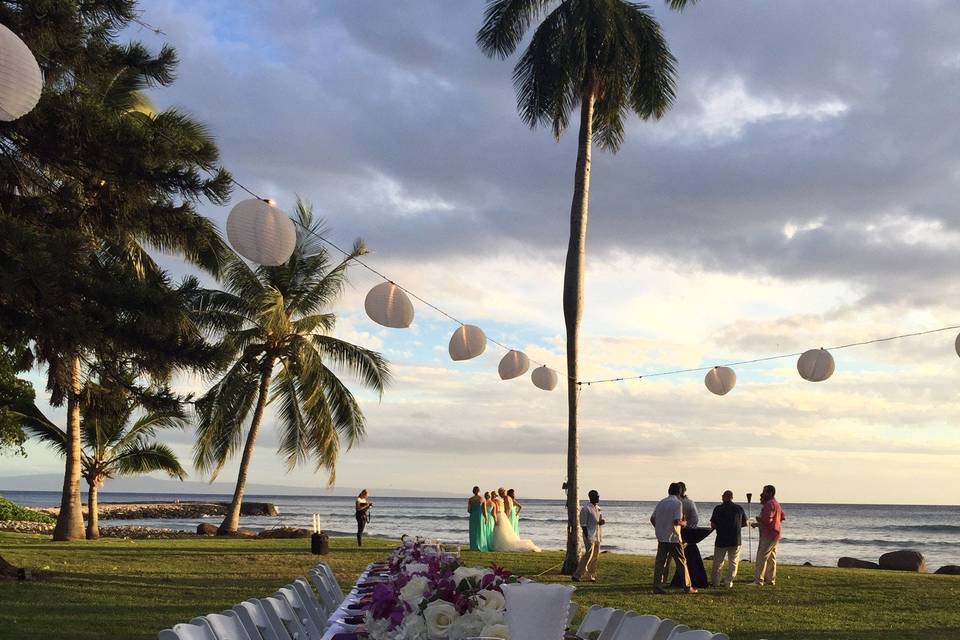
[480,623,511,640]
[405,562,430,575]
[448,611,486,640]
[363,612,392,640]
[453,566,492,586]
[423,600,459,639]
[398,614,428,640]
[400,575,431,605]
[474,589,506,612]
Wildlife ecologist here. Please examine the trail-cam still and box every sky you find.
[5,0,960,504]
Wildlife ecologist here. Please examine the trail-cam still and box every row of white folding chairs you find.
[159,561,346,640]
[576,605,730,640]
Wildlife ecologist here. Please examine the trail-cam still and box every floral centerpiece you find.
[364,540,520,640]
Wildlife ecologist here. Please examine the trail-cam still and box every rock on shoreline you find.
[0,520,194,539]
[35,501,278,520]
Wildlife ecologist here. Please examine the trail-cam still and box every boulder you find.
[935,565,960,575]
[838,557,879,570]
[236,502,279,517]
[234,528,258,538]
[257,527,312,539]
[878,550,927,573]
[196,523,218,536]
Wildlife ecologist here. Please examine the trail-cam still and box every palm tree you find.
[477,0,689,573]
[22,381,188,539]
[192,199,390,535]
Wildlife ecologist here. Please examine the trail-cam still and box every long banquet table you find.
[319,562,379,640]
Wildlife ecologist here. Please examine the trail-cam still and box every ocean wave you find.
[880,524,960,533]
[786,537,931,548]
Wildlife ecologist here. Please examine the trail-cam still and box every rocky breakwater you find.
[38,501,279,520]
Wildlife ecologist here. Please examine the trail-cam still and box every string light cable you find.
[576,324,960,386]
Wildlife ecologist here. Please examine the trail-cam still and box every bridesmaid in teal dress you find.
[468,486,485,551]
[507,488,521,535]
[483,491,495,551]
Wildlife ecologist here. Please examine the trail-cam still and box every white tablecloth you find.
[319,563,377,640]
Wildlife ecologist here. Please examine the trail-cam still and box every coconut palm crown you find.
[477,0,683,573]
[191,199,390,534]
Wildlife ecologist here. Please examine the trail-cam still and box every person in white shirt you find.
[573,490,604,582]
[650,482,695,594]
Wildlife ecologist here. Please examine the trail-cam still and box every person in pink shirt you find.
[749,484,785,586]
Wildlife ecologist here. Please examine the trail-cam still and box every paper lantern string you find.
[576,323,960,386]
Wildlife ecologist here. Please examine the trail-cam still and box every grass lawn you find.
[1,532,959,639]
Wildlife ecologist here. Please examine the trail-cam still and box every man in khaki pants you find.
[572,490,603,582]
[750,484,786,586]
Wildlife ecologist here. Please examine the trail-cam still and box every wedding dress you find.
[492,509,541,552]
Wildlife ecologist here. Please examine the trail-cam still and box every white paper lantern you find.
[0,24,42,121]
[704,366,736,396]
[797,348,835,382]
[448,325,486,361]
[364,282,414,328]
[531,366,558,391]
[225,198,297,266]
[498,350,530,380]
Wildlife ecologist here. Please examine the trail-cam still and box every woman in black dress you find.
[355,489,372,546]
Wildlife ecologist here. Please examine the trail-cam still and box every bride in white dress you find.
[491,489,541,552]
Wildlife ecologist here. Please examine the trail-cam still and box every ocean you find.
[5,491,959,570]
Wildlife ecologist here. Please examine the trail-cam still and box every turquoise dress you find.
[469,503,484,551]
[510,505,520,536]
[483,504,495,551]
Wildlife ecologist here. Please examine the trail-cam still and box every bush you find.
[0,496,55,524]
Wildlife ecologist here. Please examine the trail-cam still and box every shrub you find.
[0,496,55,524]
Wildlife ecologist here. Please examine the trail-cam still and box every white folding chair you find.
[275,586,324,639]
[658,624,689,640]
[567,601,579,625]
[308,569,341,613]
[712,635,730,640]
[501,583,575,640]
[233,600,290,640]
[666,630,716,640]
[220,610,265,640]
[292,578,329,628]
[191,613,254,640]
[577,605,627,640]
[610,614,664,640]
[158,620,217,640]
[254,596,310,640]
[313,562,344,600]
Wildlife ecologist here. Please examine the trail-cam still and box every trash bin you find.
[311,531,329,555]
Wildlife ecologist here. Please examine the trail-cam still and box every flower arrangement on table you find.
[364,540,521,640]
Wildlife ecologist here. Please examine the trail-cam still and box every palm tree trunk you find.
[218,359,274,535]
[85,478,100,540]
[52,353,85,541]
[560,92,595,575]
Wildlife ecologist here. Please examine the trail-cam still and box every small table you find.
[671,527,712,589]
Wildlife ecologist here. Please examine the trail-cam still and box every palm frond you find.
[310,335,391,397]
[111,441,187,479]
[477,0,557,59]
[192,359,261,478]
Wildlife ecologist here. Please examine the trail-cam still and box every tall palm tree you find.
[192,199,390,535]
[477,0,688,573]
[22,381,188,540]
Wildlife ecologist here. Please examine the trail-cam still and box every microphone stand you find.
[746,492,753,562]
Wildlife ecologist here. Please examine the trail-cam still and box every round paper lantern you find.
[531,366,558,391]
[797,348,835,382]
[448,325,486,361]
[365,282,414,328]
[955,333,960,358]
[498,350,530,380]
[704,366,736,396]
[226,198,297,266]
[0,24,42,121]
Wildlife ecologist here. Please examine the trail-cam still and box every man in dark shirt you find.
[709,490,747,588]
